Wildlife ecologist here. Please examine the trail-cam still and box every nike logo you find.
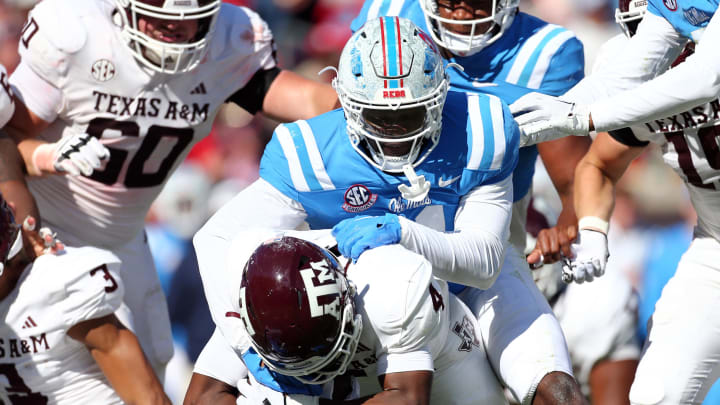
[438,175,461,187]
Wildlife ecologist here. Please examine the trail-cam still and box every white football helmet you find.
[113,0,221,74]
[615,0,647,38]
[420,0,519,57]
[334,17,449,173]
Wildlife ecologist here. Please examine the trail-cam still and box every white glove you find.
[31,132,110,176]
[509,92,590,146]
[236,377,319,405]
[562,229,609,284]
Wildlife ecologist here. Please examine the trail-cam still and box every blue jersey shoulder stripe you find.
[466,94,496,171]
[297,120,335,190]
[275,122,334,193]
[486,95,507,171]
[354,0,407,29]
[505,25,575,88]
[275,124,311,192]
[466,94,509,172]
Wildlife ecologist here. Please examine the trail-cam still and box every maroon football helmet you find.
[0,194,22,275]
[238,236,362,385]
[615,0,647,37]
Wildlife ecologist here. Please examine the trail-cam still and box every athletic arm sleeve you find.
[563,12,685,106]
[398,175,513,290]
[591,11,720,131]
[226,67,281,114]
[193,178,307,337]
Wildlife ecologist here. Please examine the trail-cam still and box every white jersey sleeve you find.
[564,12,685,107]
[398,174,513,290]
[591,10,720,132]
[0,64,14,128]
[350,245,448,376]
[10,0,87,123]
[194,179,307,346]
[33,246,124,329]
[194,327,248,386]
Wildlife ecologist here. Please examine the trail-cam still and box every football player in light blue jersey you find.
[350,1,588,404]
[190,16,535,404]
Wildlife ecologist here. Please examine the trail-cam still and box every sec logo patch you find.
[663,0,677,11]
[342,185,377,213]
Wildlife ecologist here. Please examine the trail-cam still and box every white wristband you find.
[578,216,609,234]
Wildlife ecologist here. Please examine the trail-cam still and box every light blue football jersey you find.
[648,0,717,42]
[259,91,520,232]
[351,1,585,202]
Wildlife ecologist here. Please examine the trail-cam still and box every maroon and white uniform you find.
[0,247,123,404]
[10,0,276,370]
[595,34,720,404]
[195,229,508,405]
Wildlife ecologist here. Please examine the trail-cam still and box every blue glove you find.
[332,214,402,261]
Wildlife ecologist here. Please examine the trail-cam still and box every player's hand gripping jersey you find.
[207,229,507,404]
[0,247,124,405]
[10,0,275,247]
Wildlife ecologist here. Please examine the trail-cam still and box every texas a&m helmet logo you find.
[342,185,377,213]
[299,260,342,320]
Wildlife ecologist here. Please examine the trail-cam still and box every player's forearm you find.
[398,176,513,289]
[0,133,40,222]
[91,328,171,405]
[573,159,616,223]
[363,390,428,405]
[538,135,591,209]
[398,218,505,290]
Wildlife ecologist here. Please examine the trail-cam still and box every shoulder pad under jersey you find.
[352,245,443,351]
[209,4,275,61]
[19,0,88,81]
[33,246,123,329]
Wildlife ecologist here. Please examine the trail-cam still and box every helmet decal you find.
[300,260,342,320]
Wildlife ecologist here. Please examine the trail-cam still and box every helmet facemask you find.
[615,0,647,38]
[114,0,221,74]
[420,0,519,57]
[336,17,449,173]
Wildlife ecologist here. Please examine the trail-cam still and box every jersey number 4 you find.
[86,118,194,188]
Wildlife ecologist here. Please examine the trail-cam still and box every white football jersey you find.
[0,63,13,128]
[10,0,276,247]
[595,34,720,243]
[216,230,506,404]
[0,247,124,404]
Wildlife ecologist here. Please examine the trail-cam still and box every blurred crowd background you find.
[0,0,702,402]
